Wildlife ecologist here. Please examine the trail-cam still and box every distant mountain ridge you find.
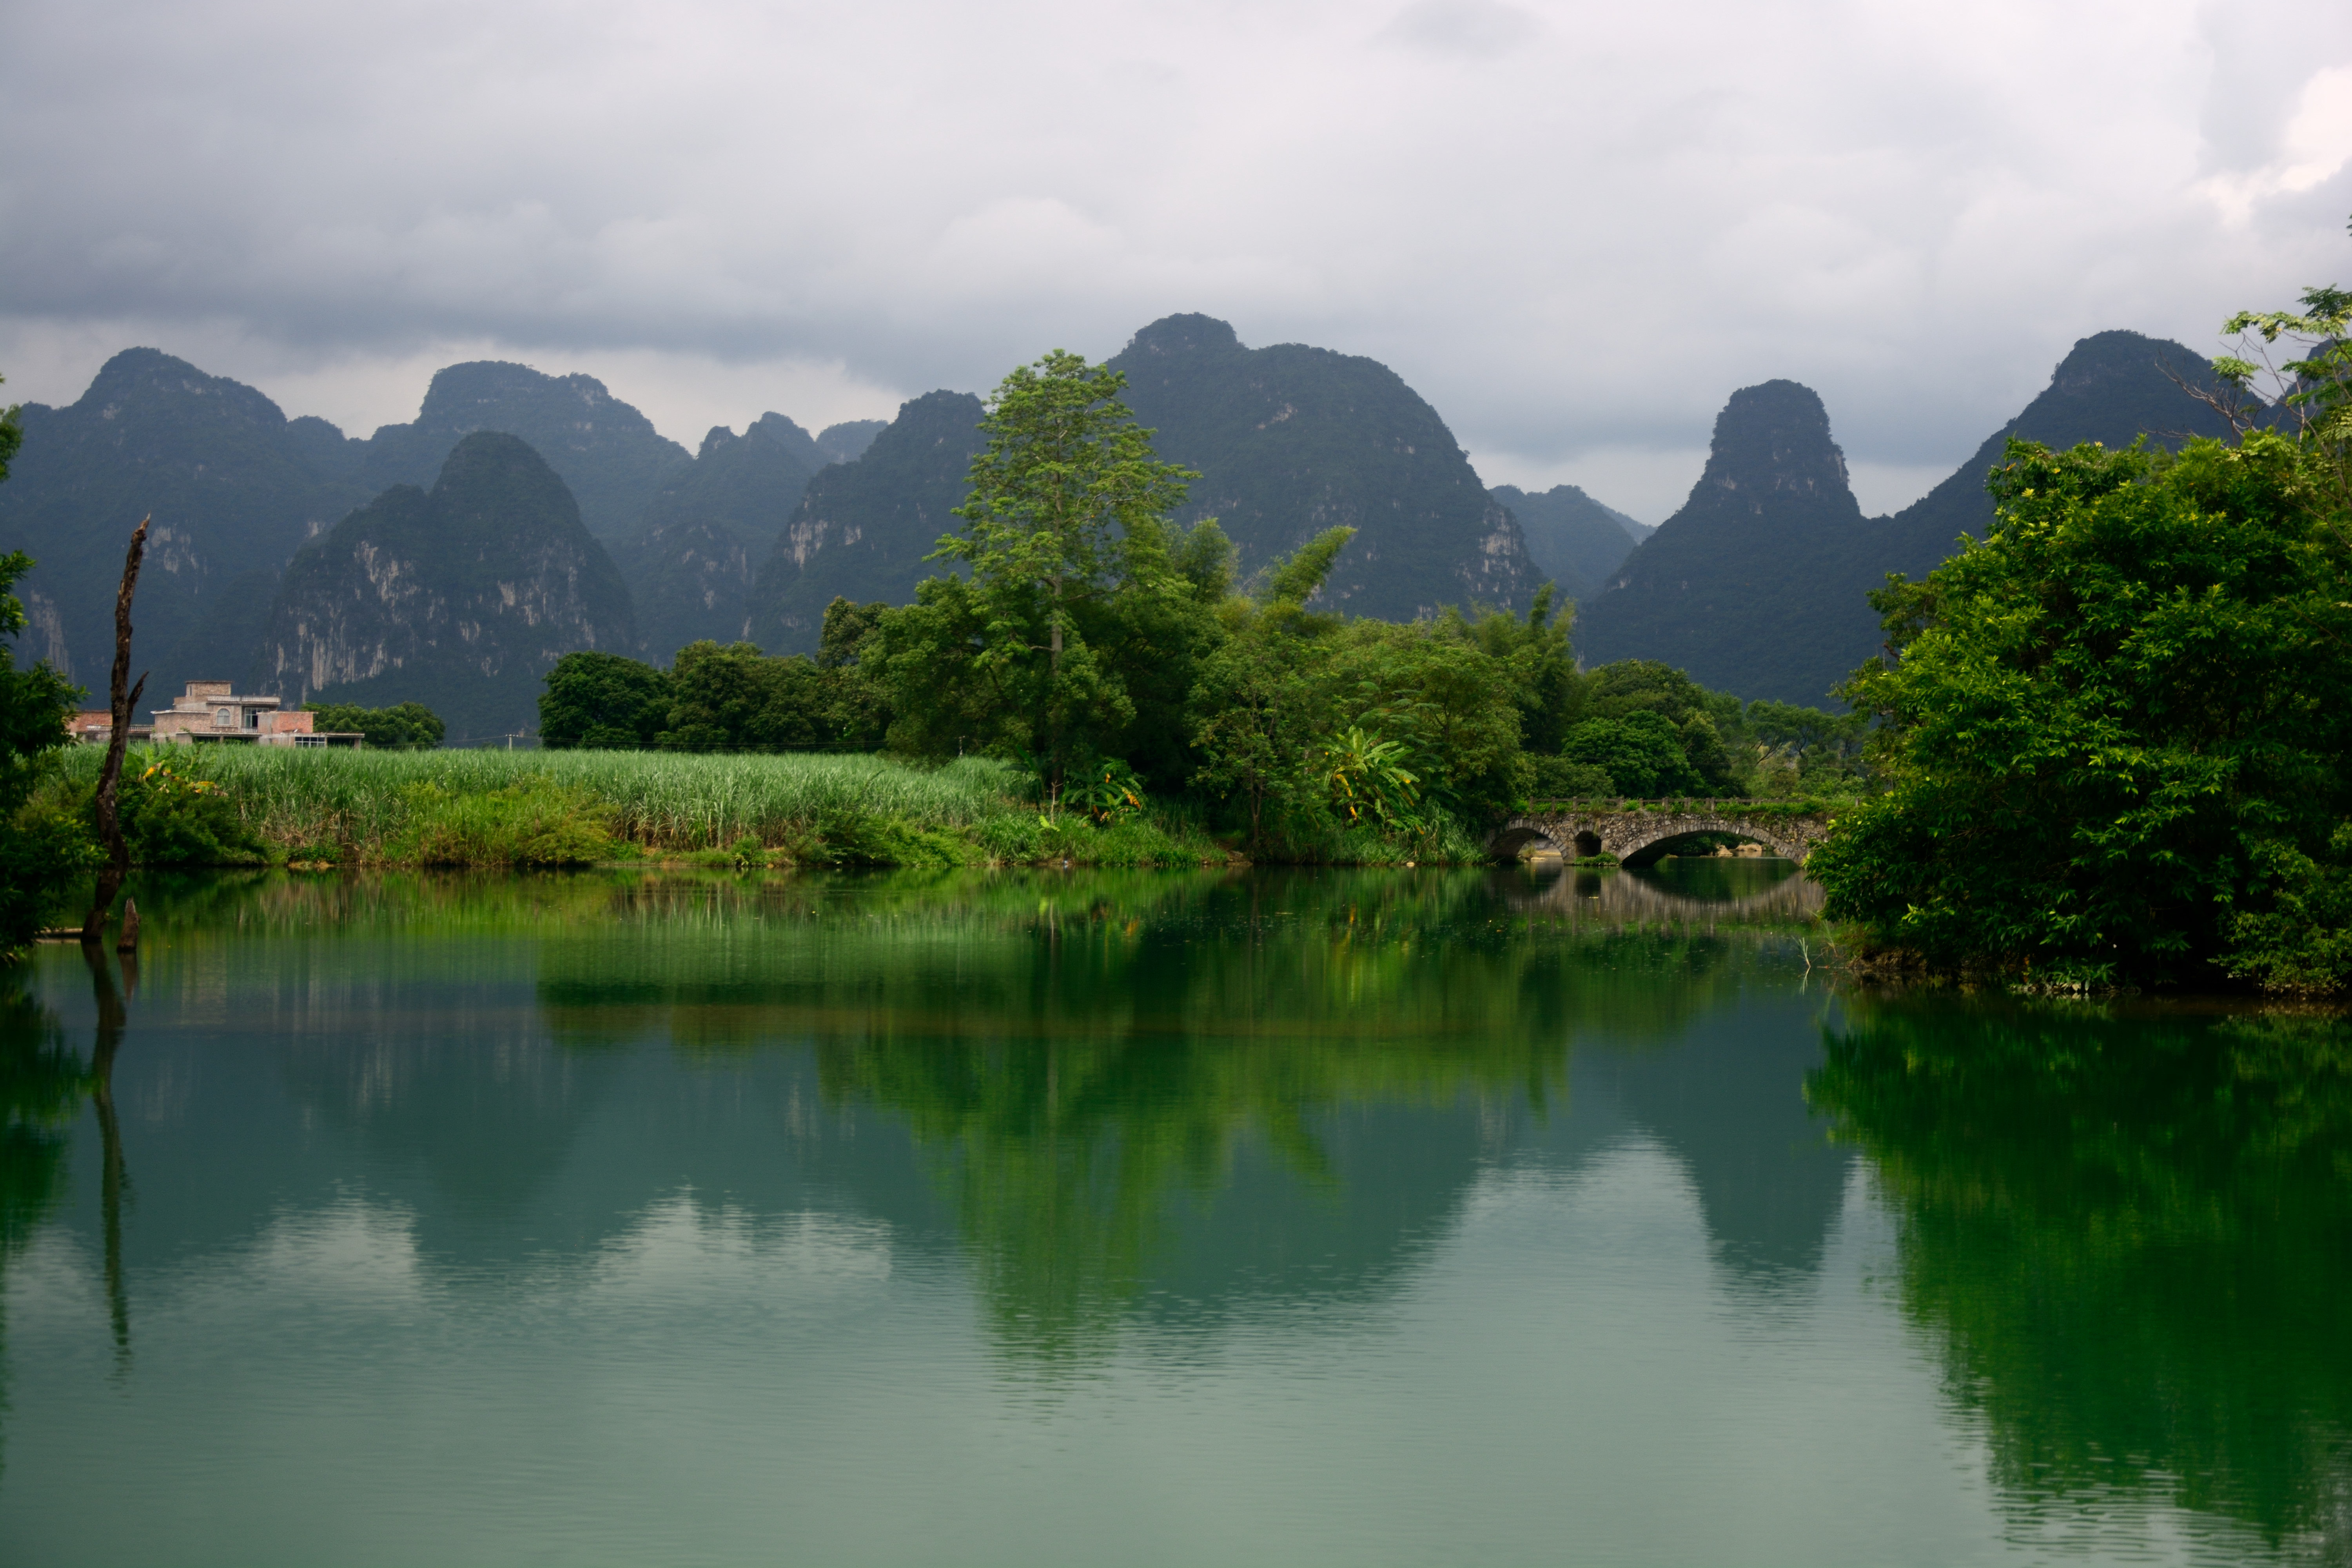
[624,413,825,663]
[0,350,889,700]
[358,361,692,545]
[1576,330,2242,706]
[0,348,373,704]
[1488,483,1647,603]
[746,390,987,653]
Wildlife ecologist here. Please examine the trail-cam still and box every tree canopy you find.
[304,701,445,750]
[1814,427,2352,988]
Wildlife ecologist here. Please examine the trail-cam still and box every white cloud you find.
[1,0,2348,513]
[2196,65,2352,220]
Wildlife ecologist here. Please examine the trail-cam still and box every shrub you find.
[119,763,267,866]
[387,777,613,867]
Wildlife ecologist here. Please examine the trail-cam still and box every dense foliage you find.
[304,700,445,750]
[1815,318,2352,987]
[540,598,889,753]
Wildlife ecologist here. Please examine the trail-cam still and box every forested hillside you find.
[257,432,637,740]
[0,349,892,704]
[745,390,987,653]
[0,323,2254,731]
[1107,314,1539,619]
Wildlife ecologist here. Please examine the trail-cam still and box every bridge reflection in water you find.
[1509,861,1825,927]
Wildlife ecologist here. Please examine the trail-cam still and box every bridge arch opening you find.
[1571,830,1603,860]
[1619,829,1795,868]
[1490,826,1562,862]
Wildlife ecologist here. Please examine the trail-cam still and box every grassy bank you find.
[44,746,1291,869]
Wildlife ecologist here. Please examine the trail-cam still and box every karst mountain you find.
[258,432,637,740]
[0,321,2251,731]
[1574,330,2241,705]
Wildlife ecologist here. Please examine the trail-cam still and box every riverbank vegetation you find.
[1815,280,2352,993]
[27,746,1234,872]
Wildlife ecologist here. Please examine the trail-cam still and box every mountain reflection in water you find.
[0,862,2342,1567]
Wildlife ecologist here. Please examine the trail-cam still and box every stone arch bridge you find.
[1491,803,1832,866]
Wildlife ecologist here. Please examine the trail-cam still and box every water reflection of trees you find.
[1809,998,2352,1555]
[528,867,1808,1362]
[69,867,1820,1367]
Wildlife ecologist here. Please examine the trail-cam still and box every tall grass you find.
[57,746,1028,855]
[51,746,1497,868]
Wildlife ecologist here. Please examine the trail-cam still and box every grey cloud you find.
[1,0,2348,510]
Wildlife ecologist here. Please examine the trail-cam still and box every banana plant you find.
[1316,726,1423,835]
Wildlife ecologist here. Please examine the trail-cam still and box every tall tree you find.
[927,351,1200,791]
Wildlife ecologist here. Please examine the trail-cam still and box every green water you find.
[0,863,2345,1565]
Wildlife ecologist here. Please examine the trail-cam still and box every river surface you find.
[0,863,2345,1566]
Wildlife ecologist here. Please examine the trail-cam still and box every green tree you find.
[1443,584,1583,755]
[1813,430,2352,986]
[304,700,446,750]
[1187,528,1352,849]
[921,350,1203,791]
[0,551,94,950]
[1742,698,1868,795]
[1326,620,1528,826]
[539,651,673,750]
[1584,659,1741,791]
[1559,711,1704,797]
[658,640,832,751]
[2210,281,2351,509]
[815,597,893,750]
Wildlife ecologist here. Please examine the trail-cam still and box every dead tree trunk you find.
[82,517,148,947]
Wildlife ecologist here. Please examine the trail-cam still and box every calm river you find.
[0,864,2344,1565]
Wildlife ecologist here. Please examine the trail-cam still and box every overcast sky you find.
[3,0,2348,520]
